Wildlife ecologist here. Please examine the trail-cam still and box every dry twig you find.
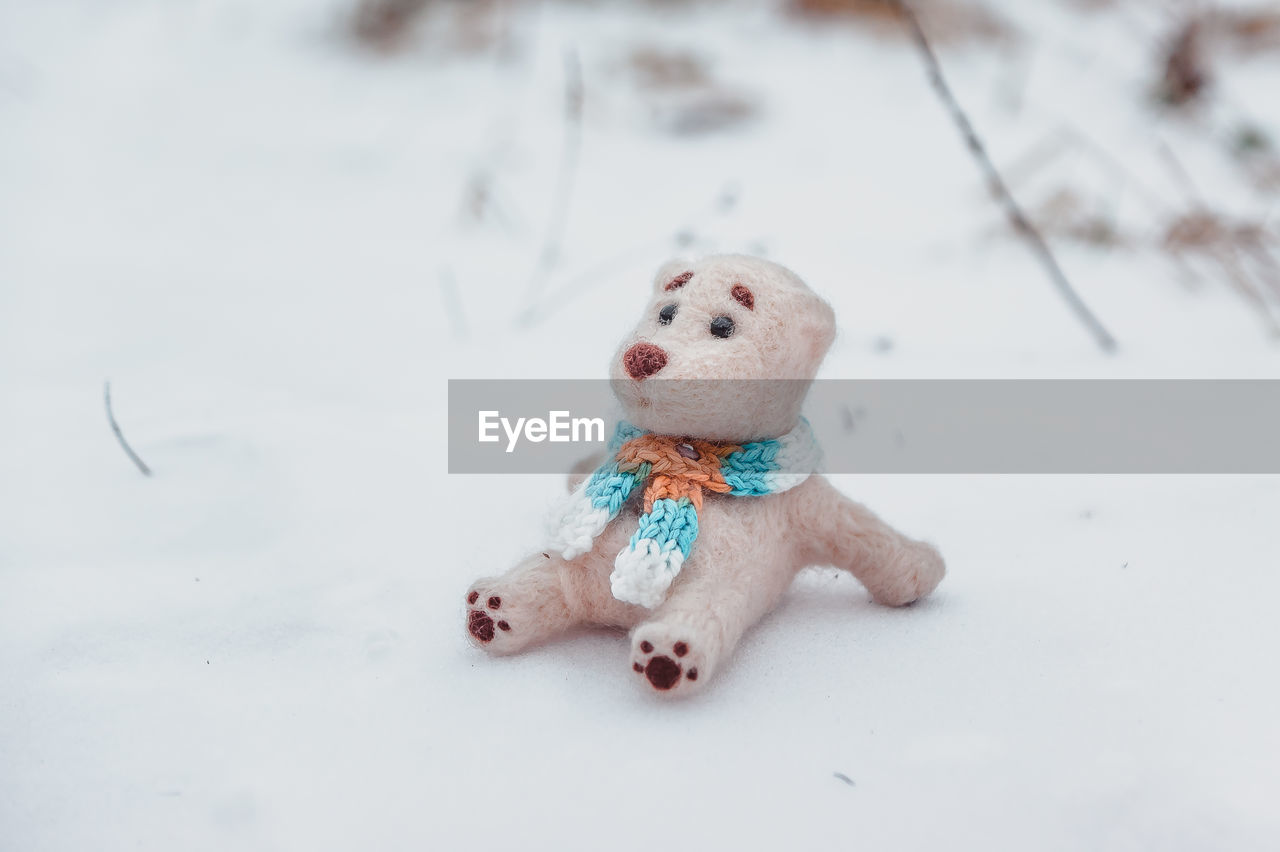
[351,0,507,53]
[1159,19,1209,106]
[1159,142,1280,332]
[104,381,152,477]
[520,48,584,322]
[890,0,1118,352]
[790,0,1010,44]
[351,0,428,50]
[1210,8,1280,56]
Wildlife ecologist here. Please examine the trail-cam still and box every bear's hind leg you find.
[629,550,795,696]
[793,476,945,607]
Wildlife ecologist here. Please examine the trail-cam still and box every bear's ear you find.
[798,294,837,366]
[652,258,696,294]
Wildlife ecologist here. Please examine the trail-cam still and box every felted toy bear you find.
[464,254,945,695]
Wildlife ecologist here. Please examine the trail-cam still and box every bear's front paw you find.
[630,624,710,696]
[465,587,521,653]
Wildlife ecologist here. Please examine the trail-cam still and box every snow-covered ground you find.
[2,1,1279,849]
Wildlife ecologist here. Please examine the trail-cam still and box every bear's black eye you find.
[709,315,734,338]
[658,304,678,325]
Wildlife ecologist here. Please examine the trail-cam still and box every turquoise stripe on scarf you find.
[720,438,785,495]
[629,497,699,559]
[580,422,647,514]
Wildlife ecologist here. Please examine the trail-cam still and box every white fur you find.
[465,255,946,697]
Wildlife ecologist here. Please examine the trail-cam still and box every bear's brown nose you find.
[623,343,668,380]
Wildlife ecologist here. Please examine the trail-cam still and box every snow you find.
[2,1,1279,849]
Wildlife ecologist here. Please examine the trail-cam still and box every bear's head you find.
[609,254,836,442]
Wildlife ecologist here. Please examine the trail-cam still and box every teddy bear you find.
[464,254,945,695]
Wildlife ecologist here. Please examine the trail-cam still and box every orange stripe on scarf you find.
[615,435,742,512]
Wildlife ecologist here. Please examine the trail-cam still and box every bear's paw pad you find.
[465,589,513,645]
[631,631,703,693]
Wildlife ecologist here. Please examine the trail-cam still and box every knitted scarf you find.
[550,418,820,608]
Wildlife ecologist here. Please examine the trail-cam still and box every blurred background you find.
[5,0,1280,392]
[2,1,1279,850]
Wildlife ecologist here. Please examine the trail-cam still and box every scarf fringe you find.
[611,538,685,609]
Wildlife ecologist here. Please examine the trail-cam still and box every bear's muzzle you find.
[623,342,668,380]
